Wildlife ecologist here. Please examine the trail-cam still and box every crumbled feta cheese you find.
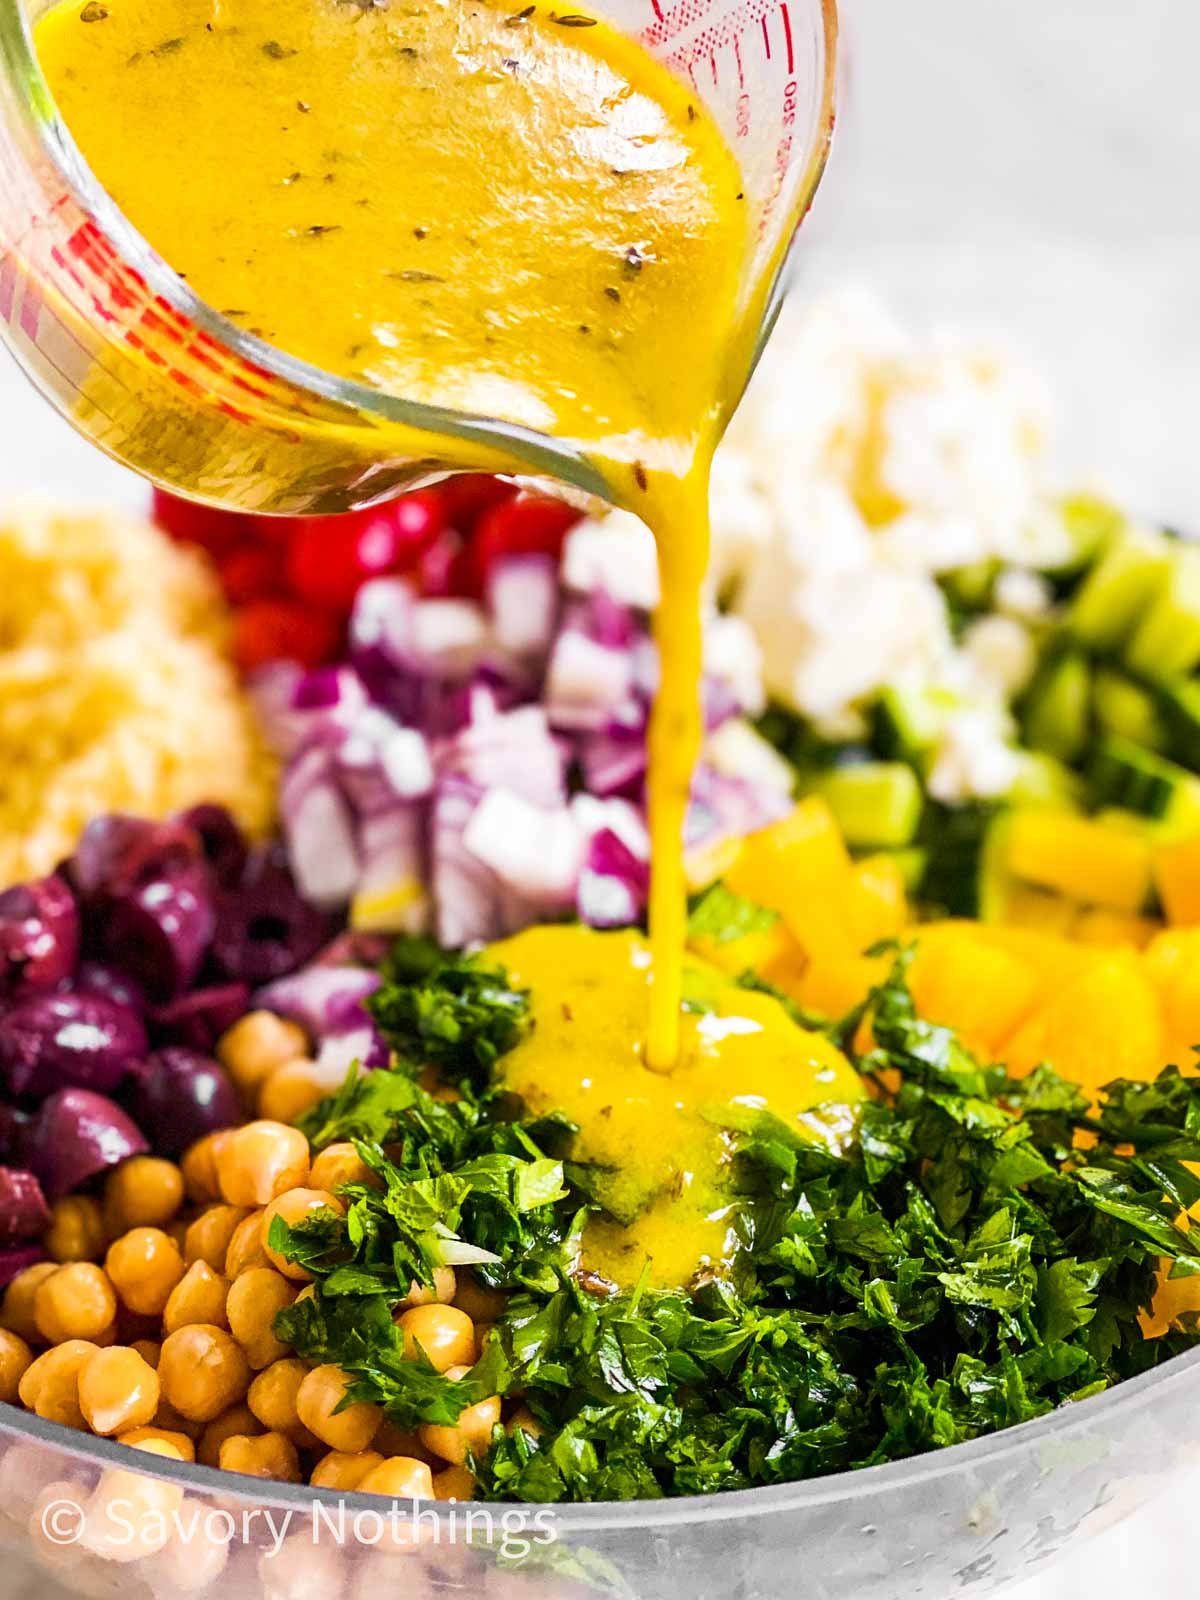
[562,509,658,609]
[993,566,1055,620]
[703,613,765,717]
[927,707,1022,804]
[961,614,1038,700]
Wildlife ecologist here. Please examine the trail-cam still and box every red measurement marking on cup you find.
[780,1,794,72]
[760,14,770,56]
[733,34,745,88]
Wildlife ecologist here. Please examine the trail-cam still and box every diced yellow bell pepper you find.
[684,836,745,894]
[909,922,1039,1059]
[779,951,886,1024]
[1154,834,1200,925]
[846,855,908,948]
[1143,928,1200,1070]
[1071,906,1159,949]
[1007,810,1153,913]
[1001,952,1164,1093]
[993,881,1078,936]
[726,799,853,950]
[1141,1264,1200,1338]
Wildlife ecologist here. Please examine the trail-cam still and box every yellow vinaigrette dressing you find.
[36,0,857,1281]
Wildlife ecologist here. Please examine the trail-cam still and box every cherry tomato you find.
[287,513,405,612]
[217,546,286,605]
[466,495,581,589]
[390,490,446,566]
[233,599,343,672]
[151,489,252,558]
[418,530,469,597]
[439,474,516,529]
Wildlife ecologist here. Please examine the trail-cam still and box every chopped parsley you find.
[272,938,1200,1502]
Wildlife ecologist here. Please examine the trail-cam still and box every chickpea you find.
[225,1209,272,1278]
[142,1496,231,1594]
[28,1479,91,1580]
[217,1010,309,1097]
[180,1134,223,1205]
[152,1396,205,1440]
[507,1405,545,1442]
[356,1455,434,1499]
[373,1420,436,1464]
[309,1142,378,1193]
[399,1266,458,1310]
[0,1327,33,1403]
[163,1260,229,1334]
[261,1188,344,1281]
[34,1263,117,1344]
[418,1366,500,1466]
[452,1272,507,1323]
[105,1228,186,1317]
[0,1261,58,1344]
[396,1305,476,1373]
[77,1344,160,1436]
[433,1464,476,1502]
[18,1340,98,1428]
[197,1402,264,1469]
[103,1156,185,1235]
[246,1357,309,1437]
[118,1423,195,1460]
[226,1266,296,1369]
[216,1121,310,1208]
[184,1203,250,1272]
[258,1532,344,1600]
[131,1338,161,1368]
[219,1431,302,1483]
[83,1438,185,1563]
[44,1195,107,1264]
[309,1449,385,1492]
[258,1061,329,1125]
[158,1324,251,1422]
[296,1364,381,1453]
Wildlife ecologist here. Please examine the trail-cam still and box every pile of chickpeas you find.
[0,1009,537,1511]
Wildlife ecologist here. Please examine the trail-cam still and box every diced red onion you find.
[257,965,381,1039]
[545,630,636,733]
[462,790,583,911]
[487,554,559,662]
[281,748,361,910]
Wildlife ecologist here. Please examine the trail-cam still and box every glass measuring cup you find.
[0,0,836,514]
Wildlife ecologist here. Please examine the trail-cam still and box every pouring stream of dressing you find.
[36,0,764,1068]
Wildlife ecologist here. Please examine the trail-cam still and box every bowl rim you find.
[5,1342,1199,1533]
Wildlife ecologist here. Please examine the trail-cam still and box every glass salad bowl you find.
[2,1344,1198,1600]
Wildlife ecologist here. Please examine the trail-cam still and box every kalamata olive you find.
[125,1047,244,1157]
[0,991,148,1099]
[68,814,202,902]
[211,860,329,986]
[150,982,251,1051]
[0,1245,47,1289]
[176,804,249,888]
[0,1105,28,1166]
[23,1088,149,1199]
[74,958,150,1014]
[0,874,79,998]
[101,866,215,1000]
[0,1168,50,1244]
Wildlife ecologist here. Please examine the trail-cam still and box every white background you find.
[1,2,1199,1593]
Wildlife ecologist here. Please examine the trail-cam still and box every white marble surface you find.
[1,3,1198,1596]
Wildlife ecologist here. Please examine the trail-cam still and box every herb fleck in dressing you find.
[37,0,760,1071]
